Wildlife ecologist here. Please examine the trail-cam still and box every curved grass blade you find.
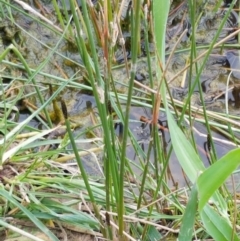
[2,126,59,164]
[0,219,45,241]
[0,189,59,241]
[41,198,99,228]
[162,87,228,211]
[197,148,240,211]
[162,88,235,239]
[163,91,205,182]
[201,204,240,241]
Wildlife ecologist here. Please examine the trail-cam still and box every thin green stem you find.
[118,0,141,238]
[63,104,106,237]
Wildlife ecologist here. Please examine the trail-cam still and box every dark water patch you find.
[124,106,236,187]
[226,51,240,79]
[18,111,42,129]
[229,86,240,109]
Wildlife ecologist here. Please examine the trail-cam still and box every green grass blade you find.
[41,198,99,227]
[153,0,170,62]
[0,189,59,241]
[178,184,198,241]
[2,127,59,164]
[163,90,205,182]
[201,204,240,241]
[118,0,142,237]
[197,148,240,210]
[0,219,45,241]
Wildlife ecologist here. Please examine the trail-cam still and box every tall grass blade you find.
[163,94,238,238]
[62,101,106,237]
[118,0,141,238]
[164,98,205,181]
[153,0,170,63]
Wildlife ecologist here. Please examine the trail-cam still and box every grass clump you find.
[0,0,240,241]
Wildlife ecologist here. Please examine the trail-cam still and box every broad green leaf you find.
[197,148,240,210]
[162,87,233,239]
[178,184,198,241]
[162,87,228,216]
[201,204,240,241]
[163,92,205,183]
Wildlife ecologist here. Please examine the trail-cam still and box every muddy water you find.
[1,0,240,185]
[126,0,240,186]
[125,106,237,187]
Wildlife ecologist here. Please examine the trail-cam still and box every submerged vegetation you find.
[1,0,240,240]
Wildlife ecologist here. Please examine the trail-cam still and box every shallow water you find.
[125,0,240,186]
[125,106,237,187]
